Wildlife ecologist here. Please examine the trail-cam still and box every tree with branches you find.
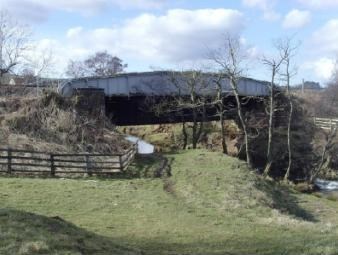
[211,35,253,167]
[169,70,207,149]
[276,38,299,181]
[0,10,31,83]
[213,74,229,154]
[144,70,207,149]
[66,51,127,78]
[262,46,287,177]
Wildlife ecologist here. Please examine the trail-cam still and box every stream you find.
[315,179,338,191]
[125,135,155,154]
[315,179,338,198]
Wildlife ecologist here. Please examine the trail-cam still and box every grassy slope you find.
[0,209,138,255]
[1,150,338,254]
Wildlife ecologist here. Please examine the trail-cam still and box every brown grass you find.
[0,87,130,153]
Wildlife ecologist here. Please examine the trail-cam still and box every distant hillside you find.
[293,81,322,91]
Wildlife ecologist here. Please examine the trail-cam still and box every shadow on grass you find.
[0,207,327,255]
[0,208,245,255]
[254,179,317,222]
[0,208,140,255]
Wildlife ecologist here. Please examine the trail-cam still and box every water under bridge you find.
[58,71,269,125]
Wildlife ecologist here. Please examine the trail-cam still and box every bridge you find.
[58,71,270,125]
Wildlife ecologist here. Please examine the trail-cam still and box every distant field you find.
[1,150,338,255]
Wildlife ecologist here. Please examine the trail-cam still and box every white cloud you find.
[34,9,245,75]
[303,58,336,80]
[298,0,338,9]
[21,39,58,76]
[38,0,168,11]
[242,0,270,9]
[312,19,338,54]
[246,46,261,59]
[0,0,168,22]
[109,0,167,9]
[66,27,84,38]
[302,18,338,82]
[282,9,311,29]
[66,9,244,61]
[262,10,280,21]
[242,0,280,21]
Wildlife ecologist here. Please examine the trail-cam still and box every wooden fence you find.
[0,144,137,176]
[313,117,338,130]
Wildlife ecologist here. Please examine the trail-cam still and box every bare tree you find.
[211,35,252,167]
[25,47,54,94]
[66,60,88,78]
[169,70,207,149]
[276,38,299,181]
[66,51,127,78]
[212,74,232,154]
[0,10,31,83]
[262,48,286,177]
[214,75,227,154]
[20,67,35,84]
[144,70,207,149]
[181,120,188,150]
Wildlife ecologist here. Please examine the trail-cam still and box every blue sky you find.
[1,0,338,85]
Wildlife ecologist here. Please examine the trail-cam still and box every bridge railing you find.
[0,144,137,176]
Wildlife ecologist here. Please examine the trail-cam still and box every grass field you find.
[1,150,338,254]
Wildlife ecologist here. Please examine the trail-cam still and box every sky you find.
[1,0,338,86]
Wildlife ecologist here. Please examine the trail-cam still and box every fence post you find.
[50,154,55,177]
[119,155,123,171]
[85,154,92,176]
[7,148,11,174]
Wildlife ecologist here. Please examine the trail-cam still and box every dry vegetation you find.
[0,85,130,153]
[291,88,338,179]
[293,89,328,117]
[120,120,242,155]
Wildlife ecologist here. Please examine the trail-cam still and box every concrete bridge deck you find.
[58,71,269,126]
[58,71,269,98]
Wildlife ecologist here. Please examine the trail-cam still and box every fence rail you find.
[313,117,338,130]
[0,144,137,176]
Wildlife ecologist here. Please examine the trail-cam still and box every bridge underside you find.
[105,95,265,126]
